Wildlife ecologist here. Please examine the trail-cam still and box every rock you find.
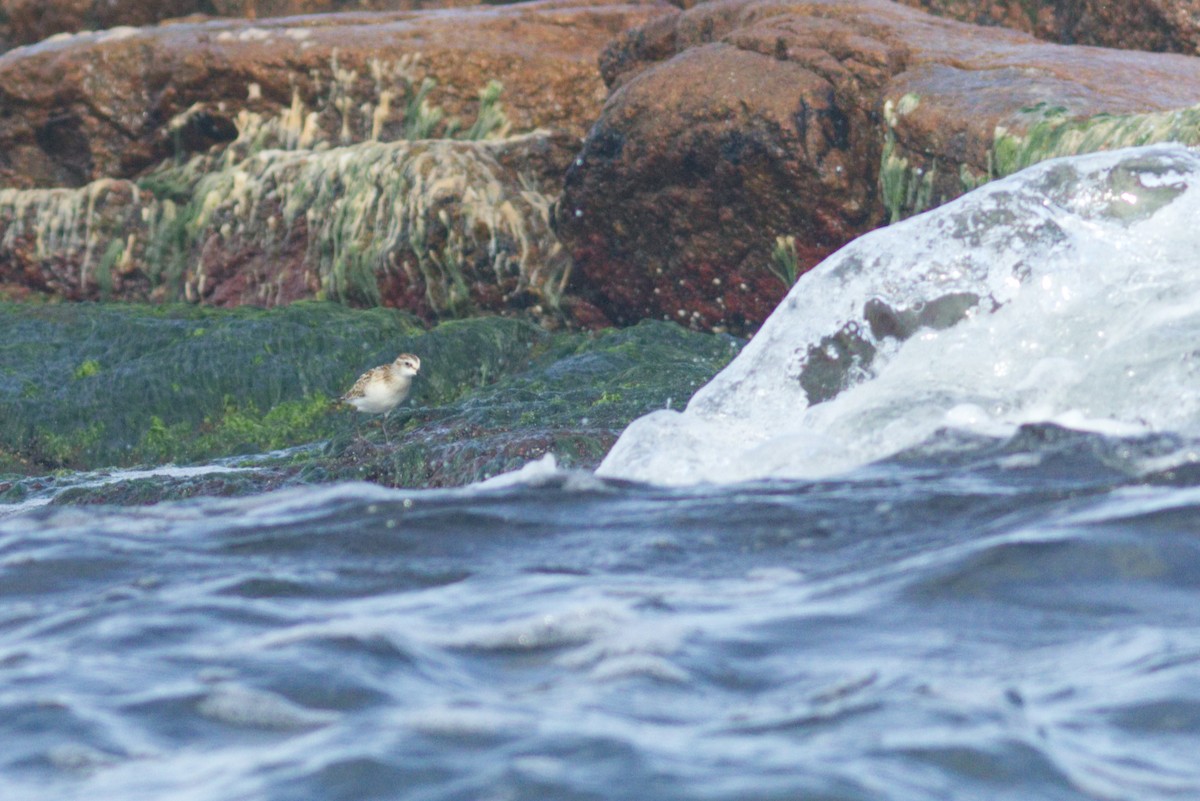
[0,0,676,323]
[0,301,424,472]
[0,302,740,498]
[555,0,1200,334]
[326,317,742,488]
[0,0,670,188]
[0,0,513,53]
[212,0,496,19]
[0,132,577,321]
[0,0,207,52]
[896,0,1200,55]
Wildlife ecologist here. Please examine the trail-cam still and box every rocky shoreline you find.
[2,0,1200,500]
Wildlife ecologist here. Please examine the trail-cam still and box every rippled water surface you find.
[4,430,1200,801]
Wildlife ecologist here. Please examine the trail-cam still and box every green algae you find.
[959,163,988,194]
[463,81,510,142]
[0,301,526,471]
[0,130,565,315]
[879,94,1200,223]
[339,319,743,488]
[768,235,801,289]
[989,102,1200,179]
[72,359,101,379]
[183,54,512,168]
[0,72,541,316]
[880,138,936,224]
[0,179,150,289]
[135,394,335,464]
[0,303,742,500]
[49,473,265,506]
[880,93,937,224]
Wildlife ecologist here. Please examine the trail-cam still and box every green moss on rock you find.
[991,102,1200,180]
[880,93,937,224]
[880,95,1200,224]
[321,319,743,487]
[1,303,742,499]
[0,301,542,471]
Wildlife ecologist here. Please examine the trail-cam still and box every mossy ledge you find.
[990,102,1200,179]
[0,129,569,320]
[0,67,573,323]
[0,302,741,502]
[879,97,1200,224]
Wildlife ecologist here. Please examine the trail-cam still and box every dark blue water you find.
[3,427,1200,800]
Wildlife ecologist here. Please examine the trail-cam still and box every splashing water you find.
[601,145,1200,484]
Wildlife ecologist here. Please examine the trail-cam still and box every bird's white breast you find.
[347,374,408,414]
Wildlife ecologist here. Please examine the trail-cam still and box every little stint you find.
[340,353,421,443]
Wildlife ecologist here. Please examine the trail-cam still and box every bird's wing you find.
[341,366,384,401]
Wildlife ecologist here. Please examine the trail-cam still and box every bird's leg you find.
[381,411,391,445]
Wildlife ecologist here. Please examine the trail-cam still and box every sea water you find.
[4,146,1200,800]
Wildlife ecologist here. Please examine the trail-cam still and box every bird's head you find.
[394,353,421,377]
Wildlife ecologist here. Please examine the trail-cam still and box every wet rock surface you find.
[0,0,666,189]
[0,132,577,322]
[898,0,1200,55]
[556,0,1200,334]
[0,0,209,52]
[0,302,739,501]
[0,0,514,53]
[0,0,670,325]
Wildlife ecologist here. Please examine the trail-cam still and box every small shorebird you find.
[340,353,421,443]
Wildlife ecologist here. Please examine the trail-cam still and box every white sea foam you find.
[473,452,560,489]
[471,452,610,492]
[0,463,259,519]
[600,144,1200,484]
[196,683,336,730]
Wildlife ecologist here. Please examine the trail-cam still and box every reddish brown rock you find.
[0,132,577,322]
[0,0,673,188]
[0,0,493,51]
[0,0,677,326]
[210,0,489,17]
[556,0,1200,334]
[897,0,1200,55]
[0,0,207,51]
